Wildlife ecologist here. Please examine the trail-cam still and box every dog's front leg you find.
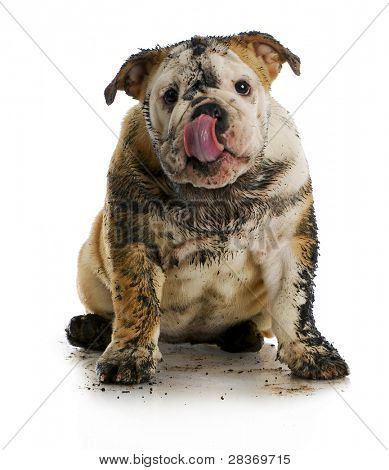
[96,242,164,384]
[262,213,349,380]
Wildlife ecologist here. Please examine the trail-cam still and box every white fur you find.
[158,98,310,342]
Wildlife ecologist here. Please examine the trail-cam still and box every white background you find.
[1,0,388,468]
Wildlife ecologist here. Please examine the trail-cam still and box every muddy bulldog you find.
[66,32,349,384]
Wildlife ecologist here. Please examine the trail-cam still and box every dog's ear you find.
[104,48,168,105]
[228,32,300,84]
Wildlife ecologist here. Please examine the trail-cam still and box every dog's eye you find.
[163,88,178,105]
[235,80,251,96]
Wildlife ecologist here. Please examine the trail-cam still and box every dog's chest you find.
[159,242,267,342]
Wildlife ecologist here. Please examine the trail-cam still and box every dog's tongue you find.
[184,114,224,162]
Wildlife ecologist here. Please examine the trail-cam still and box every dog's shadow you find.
[65,340,348,399]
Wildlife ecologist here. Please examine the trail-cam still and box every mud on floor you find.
[62,339,338,401]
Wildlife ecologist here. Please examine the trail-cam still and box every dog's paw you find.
[289,348,349,380]
[66,314,112,351]
[96,343,161,384]
[216,320,264,353]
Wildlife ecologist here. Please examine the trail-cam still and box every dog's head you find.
[105,32,300,189]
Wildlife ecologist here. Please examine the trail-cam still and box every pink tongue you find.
[184,114,224,162]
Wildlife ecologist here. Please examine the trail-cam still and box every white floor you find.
[1,330,388,470]
[68,339,325,400]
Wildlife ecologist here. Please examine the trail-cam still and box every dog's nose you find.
[191,102,228,134]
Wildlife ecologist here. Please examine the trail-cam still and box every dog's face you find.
[105,33,300,189]
[148,43,269,189]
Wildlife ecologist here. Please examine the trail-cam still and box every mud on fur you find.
[67,31,349,385]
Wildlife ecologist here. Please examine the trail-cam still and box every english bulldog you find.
[66,32,349,384]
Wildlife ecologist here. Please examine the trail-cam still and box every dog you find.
[66,31,349,384]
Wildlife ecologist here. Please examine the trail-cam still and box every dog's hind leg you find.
[216,320,264,353]
[67,258,113,350]
[77,243,113,320]
[67,211,114,351]
[66,314,112,351]
[215,311,273,353]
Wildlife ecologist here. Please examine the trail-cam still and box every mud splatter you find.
[64,339,333,399]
